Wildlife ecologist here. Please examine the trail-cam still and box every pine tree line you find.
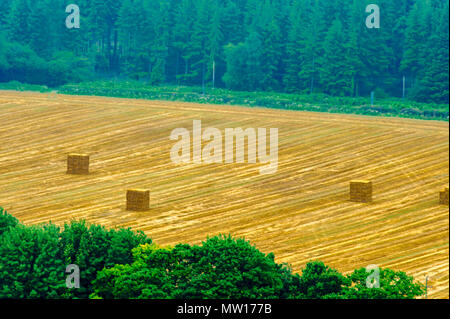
[0,0,448,103]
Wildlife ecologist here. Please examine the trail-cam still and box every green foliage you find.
[178,235,286,299]
[45,51,94,87]
[92,235,294,299]
[0,207,18,236]
[0,208,151,299]
[297,261,350,299]
[59,220,152,298]
[284,0,321,94]
[0,224,66,298]
[0,40,47,84]
[0,39,93,86]
[91,243,179,299]
[400,0,449,103]
[408,2,449,103]
[92,239,425,300]
[319,18,353,96]
[0,80,50,92]
[222,43,248,90]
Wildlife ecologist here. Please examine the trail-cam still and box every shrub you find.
[0,208,152,298]
[297,261,350,299]
[92,235,295,299]
[343,267,425,299]
[0,224,66,298]
[57,81,449,121]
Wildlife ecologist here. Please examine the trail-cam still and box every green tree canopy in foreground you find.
[0,208,426,299]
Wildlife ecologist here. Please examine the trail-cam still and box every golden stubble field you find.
[0,90,448,298]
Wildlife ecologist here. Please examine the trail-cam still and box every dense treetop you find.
[0,0,448,103]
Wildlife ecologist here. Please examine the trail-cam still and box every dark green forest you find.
[0,0,448,104]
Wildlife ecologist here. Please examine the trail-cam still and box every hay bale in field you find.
[126,189,150,211]
[350,180,372,203]
[439,187,449,205]
[67,154,89,175]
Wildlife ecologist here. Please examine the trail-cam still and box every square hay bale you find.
[67,154,89,175]
[126,189,150,211]
[350,180,372,203]
[439,187,449,205]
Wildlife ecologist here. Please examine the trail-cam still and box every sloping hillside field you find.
[0,91,448,298]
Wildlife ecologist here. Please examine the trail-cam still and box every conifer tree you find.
[7,0,31,44]
[319,18,353,96]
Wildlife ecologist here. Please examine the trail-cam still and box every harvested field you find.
[0,90,448,298]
